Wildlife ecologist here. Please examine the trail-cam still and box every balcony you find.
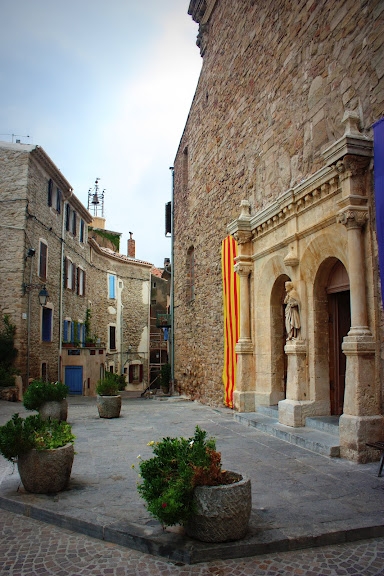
[156,313,171,328]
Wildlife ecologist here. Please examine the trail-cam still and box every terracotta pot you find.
[185,472,251,542]
[17,443,74,494]
[96,395,121,418]
[39,399,68,422]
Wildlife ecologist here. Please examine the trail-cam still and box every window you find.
[42,307,52,342]
[56,188,61,213]
[63,319,71,342]
[64,257,75,290]
[77,267,86,296]
[108,274,116,299]
[39,241,48,281]
[109,326,116,350]
[187,246,195,301]
[72,211,77,236]
[65,204,70,231]
[41,362,48,381]
[80,219,85,243]
[129,364,143,383]
[47,179,53,207]
[183,146,188,190]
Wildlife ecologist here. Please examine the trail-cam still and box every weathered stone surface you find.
[39,400,68,422]
[17,443,74,493]
[96,395,122,418]
[185,473,251,542]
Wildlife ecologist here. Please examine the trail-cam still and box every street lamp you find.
[38,285,49,306]
[23,283,50,306]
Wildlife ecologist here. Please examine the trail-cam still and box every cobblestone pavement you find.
[1,510,384,576]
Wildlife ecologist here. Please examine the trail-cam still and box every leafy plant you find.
[96,372,120,396]
[0,413,75,462]
[23,380,69,411]
[136,426,227,527]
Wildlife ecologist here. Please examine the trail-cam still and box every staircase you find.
[234,406,340,457]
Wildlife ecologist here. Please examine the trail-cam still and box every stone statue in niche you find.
[284,281,301,340]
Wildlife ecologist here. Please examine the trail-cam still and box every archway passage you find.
[327,262,350,416]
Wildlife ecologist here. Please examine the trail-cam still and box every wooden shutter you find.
[139,364,143,382]
[39,242,47,280]
[48,179,53,207]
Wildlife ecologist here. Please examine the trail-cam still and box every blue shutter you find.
[42,308,52,342]
[63,320,68,342]
[71,321,74,343]
[109,275,116,299]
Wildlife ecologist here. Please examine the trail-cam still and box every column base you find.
[233,390,255,412]
[278,399,321,427]
[339,413,384,462]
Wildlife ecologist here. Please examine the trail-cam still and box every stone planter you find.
[39,399,68,422]
[96,395,122,418]
[17,443,74,494]
[185,472,251,542]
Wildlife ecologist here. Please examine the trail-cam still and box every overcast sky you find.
[0,0,201,268]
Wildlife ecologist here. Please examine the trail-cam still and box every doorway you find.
[327,262,350,415]
[65,366,83,395]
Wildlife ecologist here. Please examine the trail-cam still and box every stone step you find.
[305,415,340,435]
[234,411,340,458]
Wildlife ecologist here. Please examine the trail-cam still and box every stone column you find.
[233,260,254,412]
[337,207,384,462]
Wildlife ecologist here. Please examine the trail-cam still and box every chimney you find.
[127,232,135,258]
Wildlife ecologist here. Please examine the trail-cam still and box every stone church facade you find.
[172,0,384,461]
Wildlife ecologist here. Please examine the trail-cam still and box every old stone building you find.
[0,141,151,396]
[172,0,384,461]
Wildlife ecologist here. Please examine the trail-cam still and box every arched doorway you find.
[327,261,350,416]
[270,274,290,402]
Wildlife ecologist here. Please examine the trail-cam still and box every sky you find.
[0,0,202,268]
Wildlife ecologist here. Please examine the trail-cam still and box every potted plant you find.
[0,413,75,493]
[23,380,69,421]
[136,426,251,542]
[96,372,122,418]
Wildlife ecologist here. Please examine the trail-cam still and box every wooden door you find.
[328,291,350,415]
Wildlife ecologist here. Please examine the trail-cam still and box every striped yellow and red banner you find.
[221,235,240,409]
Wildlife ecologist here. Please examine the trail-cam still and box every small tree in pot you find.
[96,372,122,418]
[23,380,69,421]
[0,413,75,493]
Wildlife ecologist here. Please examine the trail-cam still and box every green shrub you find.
[0,413,75,462]
[96,372,120,396]
[23,380,69,411]
[136,426,224,527]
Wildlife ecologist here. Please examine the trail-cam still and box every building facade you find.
[172,0,384,461]
[0,141,151,396]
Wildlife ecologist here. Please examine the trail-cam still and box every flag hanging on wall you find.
[221,235,240,408]
[374,117,384,306]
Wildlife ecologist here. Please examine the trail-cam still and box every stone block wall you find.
[173,0,384,406]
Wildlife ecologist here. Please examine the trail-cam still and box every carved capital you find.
[335,155,370,181]
[234,262,252,277]
[337,208,368,230]
[233,230,252,245]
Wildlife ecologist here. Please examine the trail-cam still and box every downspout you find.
[170,167,175,394]
[58,192,70,381]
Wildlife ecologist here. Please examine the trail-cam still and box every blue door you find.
[65,366,83,395]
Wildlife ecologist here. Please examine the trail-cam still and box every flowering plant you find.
[136,426,226,527]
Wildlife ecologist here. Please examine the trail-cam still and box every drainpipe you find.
[58,192,71,381]
[170,167,175,394]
